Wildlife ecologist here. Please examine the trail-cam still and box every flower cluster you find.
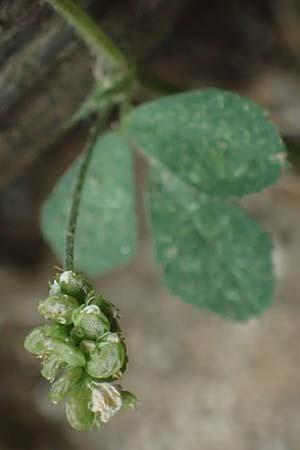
[24,270,138,430]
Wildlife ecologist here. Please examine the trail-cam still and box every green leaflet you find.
[41,132,136,276]
[147,165,274,321]
[121,88,285,197]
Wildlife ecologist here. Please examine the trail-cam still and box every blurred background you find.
[2,0,300,449]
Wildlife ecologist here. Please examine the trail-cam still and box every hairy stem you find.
[64,120,105,270]
[44,0,127,65]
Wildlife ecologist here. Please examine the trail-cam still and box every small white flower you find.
[89,383,122,423]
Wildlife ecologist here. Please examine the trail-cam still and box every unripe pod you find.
[59,271,92,303]
[49,367,83,404]
[38,294,80,325]
[41,353,63,382]
[24,326,48,356]
[44,337,86,367]
[72,305,110,340]
[66,382,95,431]
[24,323,68,356]
[86,333,125,379]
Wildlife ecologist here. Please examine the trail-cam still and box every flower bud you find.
[70,326,85,345]
[38,294,80,325]
[49,367,83,404]
[79,339,96,354]
[72,305,110,340]
[90,295,120,322]
[49,279,61,296]
[86,333,125,379]
[41,353,63,382]
[121,391,139,410]
[45,337,86,367]
[59,271,92,303]
[66,382,95,431]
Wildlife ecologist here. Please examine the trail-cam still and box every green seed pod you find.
[86,333,125,379]
[66,382,95,431]
[59,271,92,303]
[24,326,48,356]
[121,391,139,410]
[49,367,83,404]
[41,353,63,382]
[88,382,122,423]
[90,296,121,334]
[24,323,68,356]
[38,294,80,325]
[45,337,86,367]
[72,305,110,340]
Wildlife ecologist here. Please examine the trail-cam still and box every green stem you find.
[64,120,104,270]
[44,0,127,65]
[44,0,180,98]
[45,0,181,270]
